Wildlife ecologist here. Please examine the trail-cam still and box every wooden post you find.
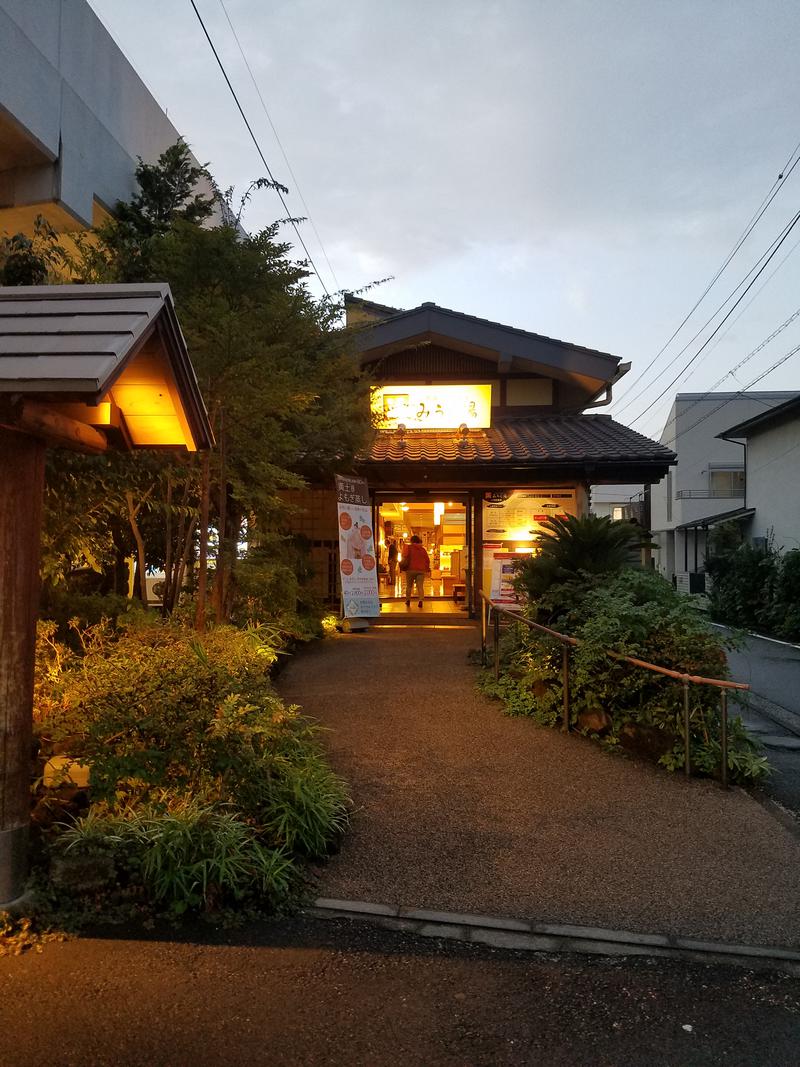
[0,427,45,903]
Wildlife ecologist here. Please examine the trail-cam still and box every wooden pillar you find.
[471,489,483,616]
[0,427,45,903]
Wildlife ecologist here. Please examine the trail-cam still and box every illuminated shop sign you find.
[371,384,492,429]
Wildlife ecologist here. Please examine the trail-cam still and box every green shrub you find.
[32,617,349,921]
[513,514,652,599]
[706,532,800,641]
[483,569,768,784]
[57,798,296,917]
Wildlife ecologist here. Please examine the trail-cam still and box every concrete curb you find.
[306,898,800,976]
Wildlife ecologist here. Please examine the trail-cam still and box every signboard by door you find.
[489,551,527,606]
[335,475,380,618]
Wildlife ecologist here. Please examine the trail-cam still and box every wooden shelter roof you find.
[0,283,213,451]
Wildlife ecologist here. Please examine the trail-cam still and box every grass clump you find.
[25,617,349,931]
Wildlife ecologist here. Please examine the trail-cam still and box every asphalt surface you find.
[720,628,800,813]
[2,916,799,1066]
[278,625,800,948]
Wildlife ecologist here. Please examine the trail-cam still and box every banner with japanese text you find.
[335,475,380,618]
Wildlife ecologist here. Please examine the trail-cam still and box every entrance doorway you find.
[377,498,469,611]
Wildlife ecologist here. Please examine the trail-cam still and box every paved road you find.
[1,917,799,1066]
[720,628,800,813]
[279,626,800,948]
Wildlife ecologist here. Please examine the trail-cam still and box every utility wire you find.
[627,208,800,428]
[612,138,800,411]
[660,305,800,445]
[677,339,800,440]
[615,205,800,420]
[217,0,340,292]
[188,0,331,296]
[678,233,800,389]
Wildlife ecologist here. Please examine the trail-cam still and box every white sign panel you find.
[483,489,577,542]
[335,475,380,618]
[371,384,492,429]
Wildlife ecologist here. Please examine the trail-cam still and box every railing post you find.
[480,596,487,667]
[493,608,500,682]
[562,643,570,732]
[683,677,691,777]
[720,689,729,790]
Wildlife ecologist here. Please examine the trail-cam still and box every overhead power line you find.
[674,338,800,442]
[615,205,800,421]
[188,0,331,297]
[627,208,800,428]
[661,305,800,445]
[217,0,340,292]
[612,138,800,411]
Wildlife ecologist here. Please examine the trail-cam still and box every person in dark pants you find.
[401,535,431,608]
[387,538,398,586]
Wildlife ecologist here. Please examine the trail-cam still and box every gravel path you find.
[278,625,800,948]
[3,918,800,1066]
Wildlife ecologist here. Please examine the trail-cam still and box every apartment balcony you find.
[675,489,745,499]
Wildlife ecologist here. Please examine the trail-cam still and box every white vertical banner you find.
[335,475,380,618]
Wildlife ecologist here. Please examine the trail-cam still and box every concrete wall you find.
[0,0,216,232]
[746,418,800,552]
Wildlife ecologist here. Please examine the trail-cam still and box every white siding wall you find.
[746,420,800,552]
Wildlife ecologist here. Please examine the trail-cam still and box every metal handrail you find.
[479,591,749,788]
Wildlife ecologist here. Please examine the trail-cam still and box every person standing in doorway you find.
[387,538,398,587]
[401,535,430,608]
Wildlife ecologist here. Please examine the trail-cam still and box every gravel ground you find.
[278,625,800,948]
[2,917,800,1066]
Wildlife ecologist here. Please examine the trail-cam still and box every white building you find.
[719,395,800,554]
[590,483,645,522]
[0,0,217,238]
[649,392,798,587]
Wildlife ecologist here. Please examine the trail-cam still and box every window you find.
[709,468,745,497]
[612,506,624,521]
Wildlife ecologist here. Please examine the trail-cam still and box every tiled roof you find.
[367,415,675,465]
[0,283,174,393]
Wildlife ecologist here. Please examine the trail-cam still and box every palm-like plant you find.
[514,514,653,600]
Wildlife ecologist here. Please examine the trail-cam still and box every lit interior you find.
[378,500,467,599]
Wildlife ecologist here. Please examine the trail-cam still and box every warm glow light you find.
[433,502,445,524]
[401,505,409,511]
[371,384,492,429]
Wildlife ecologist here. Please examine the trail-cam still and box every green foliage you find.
[485,569,768,785]
[513,514,653,600]
[706,531,800,641]
[33,618,349,919]
[57,798,296,917]
[38,140,371,622]
[0,216,66,285]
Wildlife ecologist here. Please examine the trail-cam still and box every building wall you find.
[746,419,800,551]
[649,392,797,578]
[0,0,217,233]
[280,488,340,603]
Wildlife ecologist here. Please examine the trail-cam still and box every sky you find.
[88,0,800,441]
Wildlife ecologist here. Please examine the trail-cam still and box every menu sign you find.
[483,489,576,542]
[335,475,380,619]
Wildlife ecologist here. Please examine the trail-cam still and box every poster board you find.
[335,475,380,619]
[488,551,528,606]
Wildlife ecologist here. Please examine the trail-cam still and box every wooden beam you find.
[0,427,45,902]
[4,400,108,454]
